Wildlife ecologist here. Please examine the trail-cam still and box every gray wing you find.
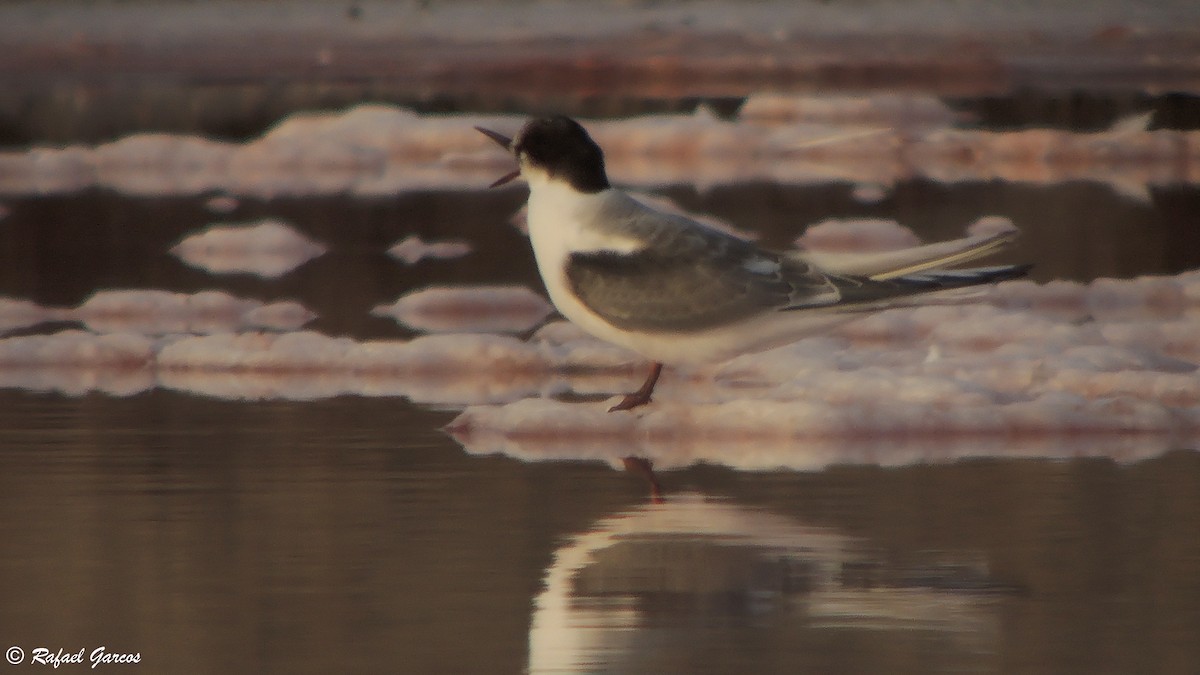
[565,220,839,333]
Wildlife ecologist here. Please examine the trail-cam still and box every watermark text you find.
[6,646,140,669]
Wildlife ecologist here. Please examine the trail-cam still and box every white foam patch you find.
[740,93,968,128]
[386,235,473,264]
[798,218,921,252]
[447,268,1200,470]
[0,290,316,335]
[371,285,553,334]
[1086,277,1186,321]
[989,279,1090,322]
[170,219,327,278]
[1,105,1197,198]
[966,215,1018,237]
[450,394,1189,472]
[0,297,64,333]
[2,269,1199,467]
[0,331,156,396]
[154,331,553,404]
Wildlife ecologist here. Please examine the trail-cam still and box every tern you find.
[477,116,1028,411]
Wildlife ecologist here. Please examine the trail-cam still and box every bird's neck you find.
[526,181,639,256]
[527,179,600,235]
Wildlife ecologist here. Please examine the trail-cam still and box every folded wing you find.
[565,228,838,332]
[566,202,1028,333]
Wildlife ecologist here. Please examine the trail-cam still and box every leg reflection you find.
[621,456,663,503]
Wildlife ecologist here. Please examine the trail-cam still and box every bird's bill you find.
[475,126,521,188]
[475,126,513,149]
[488,169,521,188]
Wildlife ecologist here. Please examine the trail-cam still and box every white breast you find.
[526,180,643,261]
[524,179,650,346]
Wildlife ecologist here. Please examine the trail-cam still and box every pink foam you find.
[372,285,553,334]
[170,219,327,278]
[387,235,473,264]
[797,218,921,252]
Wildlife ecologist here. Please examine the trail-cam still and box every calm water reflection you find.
[1,390,1198,673]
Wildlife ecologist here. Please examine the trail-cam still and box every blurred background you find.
[2,1,1199,673]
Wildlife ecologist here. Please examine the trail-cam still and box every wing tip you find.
[897,262,1033,287]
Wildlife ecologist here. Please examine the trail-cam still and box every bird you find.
[476,116,1029,412]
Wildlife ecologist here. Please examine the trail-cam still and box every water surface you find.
[2,104,1200,674]
[2,391,1198,673]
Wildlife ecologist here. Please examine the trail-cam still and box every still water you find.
[2,141,1200,674]
[2,390,1199,673]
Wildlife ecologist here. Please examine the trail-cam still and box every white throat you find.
[525,176,642,262]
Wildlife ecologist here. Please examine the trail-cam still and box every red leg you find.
[608,362,663,412]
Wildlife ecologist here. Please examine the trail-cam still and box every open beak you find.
[475,126,521,188]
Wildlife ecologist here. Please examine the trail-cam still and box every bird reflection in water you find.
[528,490,1012,674]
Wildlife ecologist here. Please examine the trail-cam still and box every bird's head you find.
[476,116,610,193]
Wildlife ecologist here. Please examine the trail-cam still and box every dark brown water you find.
[2,391,1198,673]
[3,70,1200,671]
[1,175,1199,673]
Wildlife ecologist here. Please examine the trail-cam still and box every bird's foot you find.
[608,391,653,412]
[607,362,664,413]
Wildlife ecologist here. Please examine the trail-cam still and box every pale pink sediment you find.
[386,235,473,265]
[0,289,317,335]
[170,218,327,278]
[0,271,1199,466]
[2,103,1197,198]
[371,285,554,334]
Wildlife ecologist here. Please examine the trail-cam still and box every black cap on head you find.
[515,116,610,194]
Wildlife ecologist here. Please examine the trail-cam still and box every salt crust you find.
[0,289,316,335]
[1,272,1198,466]
[2,102,1197,198]
[170,219,327,278]
[371,286,552,334]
